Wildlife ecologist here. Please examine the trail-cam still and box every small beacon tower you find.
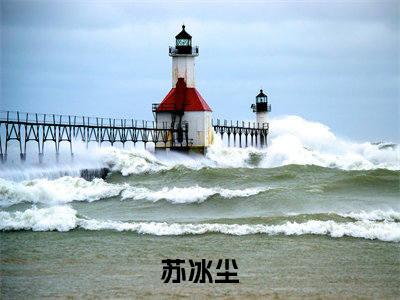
[251,89,271,146]
[251,89,271,127]
[154,25,212,153]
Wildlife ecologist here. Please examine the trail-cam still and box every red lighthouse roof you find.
[156,78,212,112]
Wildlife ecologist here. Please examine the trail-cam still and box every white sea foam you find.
[121,185,268,204]
[1,206,399,242]
[99,147,170,175]
[80,219,400,242]
[0,140,108,181]
[339,209,400,222]
[1,116,396,180]
[0,177,124,207]
[262,116,399,170]
[91,116,400,174]
[98,146,213,175]
[0,206,78,232]
[0,176,267,207]
[205,135,262,168]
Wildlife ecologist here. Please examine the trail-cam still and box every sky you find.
[1,0,399,142]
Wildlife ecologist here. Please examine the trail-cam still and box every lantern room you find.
[251,89,271,128]
[169,25,199,57]
[175,25,192,53]
[252,89,271,113]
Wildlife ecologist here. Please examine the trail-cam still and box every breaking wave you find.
[0,206,78,232]
[339,210,400,222]
[80,219,400,242]
[262,116,399,170]
[0,177,268,207]
[0,177,124,207]
[121,186,268,204]
[100,147,172,175]
[95,115,399,175]
[1,206,399,242]
[0,116,397,183]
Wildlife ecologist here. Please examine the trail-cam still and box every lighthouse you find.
[153,25,212,153]
[251,89,271,127]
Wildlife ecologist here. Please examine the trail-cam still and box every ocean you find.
[1,116,399,298]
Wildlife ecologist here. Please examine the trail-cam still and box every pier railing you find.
[212,119,269,148]
[0,111,270,161]
[0,111,189,161]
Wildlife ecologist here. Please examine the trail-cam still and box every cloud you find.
[1,0,399,142]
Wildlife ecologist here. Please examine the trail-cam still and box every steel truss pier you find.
[0,111,270,161]
[0,111,189,161]
[212,119,269,148]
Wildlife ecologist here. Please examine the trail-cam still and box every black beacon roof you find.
[175,25,192,39]
[256,89,268,98]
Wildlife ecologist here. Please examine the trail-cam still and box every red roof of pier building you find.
[156,78,212,112]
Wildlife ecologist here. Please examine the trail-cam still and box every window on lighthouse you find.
[176,39,191,46]
[257,96,267,103]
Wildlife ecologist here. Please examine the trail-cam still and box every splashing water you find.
[1,116,398,182]
[96,115,399,175]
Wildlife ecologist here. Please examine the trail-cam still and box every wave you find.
[286,210,400,222]
[339,210,400,222]
[80,219,400,242]
[100,147,172,175]
[121,185,268,204]
[0,177,268,207]
[1,206,399,242]
[92,116,399,175]
[321,169,400,192]
[0,206,78,232]
[0,177,124,207]
[262,116,399,170]
[0,116,397,181]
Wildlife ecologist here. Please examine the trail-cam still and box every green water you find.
[1,164,400,298]
[2,232,399,298]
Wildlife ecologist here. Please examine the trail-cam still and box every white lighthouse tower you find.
[251,89,271,127]
[171,25,196,88]
[154,25,213,153]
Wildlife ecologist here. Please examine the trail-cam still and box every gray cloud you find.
[1,0,399,141]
